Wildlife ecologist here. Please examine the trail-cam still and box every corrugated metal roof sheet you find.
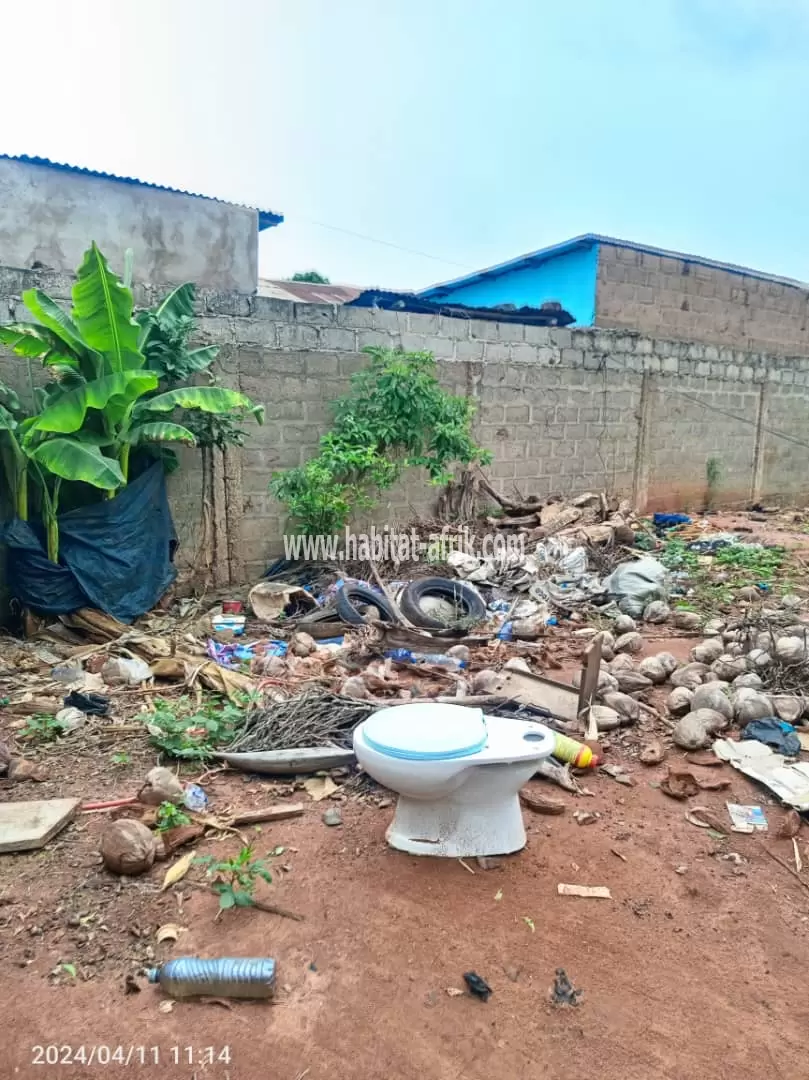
[0,153,283,231]
[349,289,574,326]
[421,233,809,297]
[257,279,362,303]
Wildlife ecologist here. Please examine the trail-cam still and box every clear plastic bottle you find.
[386,648,466,669]
[146,957,276,999]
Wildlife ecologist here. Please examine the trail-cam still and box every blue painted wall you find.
[423,243,599,325]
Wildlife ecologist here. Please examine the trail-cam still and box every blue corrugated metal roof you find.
[420,233,808,297]
[0,153,283,231]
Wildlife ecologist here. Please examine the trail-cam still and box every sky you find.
[2,0,809,291]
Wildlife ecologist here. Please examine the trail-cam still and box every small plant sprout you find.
[111,751,131,766]
[154,802,192,832]
[20,714,65,743]
[196,844,273,917]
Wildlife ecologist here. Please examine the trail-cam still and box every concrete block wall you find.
[596,242,809,356]
[2,265,809,586]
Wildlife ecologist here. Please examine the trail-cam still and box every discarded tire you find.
[336,583,398,625]
[398,577,486,630]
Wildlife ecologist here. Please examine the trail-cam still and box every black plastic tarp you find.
[3,463,177,623]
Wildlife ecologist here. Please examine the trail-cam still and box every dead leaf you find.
[685,750,724,768]
[155,923,186,944]
[302,776,338,802]
[445,987,464,997]
[519,787,566,815]
[685,806,728,833]
[158,1000,175,1013]
[160,851,195,892]
[660,765,700,800]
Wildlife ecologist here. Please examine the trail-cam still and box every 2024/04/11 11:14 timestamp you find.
[30,1045,232,1067]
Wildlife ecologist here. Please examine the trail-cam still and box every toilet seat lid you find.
[362,704,487,761]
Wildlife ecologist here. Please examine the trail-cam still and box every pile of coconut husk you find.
[582,594,809,750]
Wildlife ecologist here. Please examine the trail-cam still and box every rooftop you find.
[420,233,809,297]
[257,279,362,303]
[0,153,283,231]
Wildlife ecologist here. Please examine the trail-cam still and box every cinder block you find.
[318,328,357,352]
[305,352,340,377]
[505,404,530,422]
[278,323,319,350]
[511,344,539,365]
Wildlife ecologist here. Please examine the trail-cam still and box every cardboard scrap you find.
[726,803,768,833]
[557,883,612,899]
[303,777,338,802]
[714,738,809,812]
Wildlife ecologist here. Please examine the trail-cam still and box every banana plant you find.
[0,243,263,562]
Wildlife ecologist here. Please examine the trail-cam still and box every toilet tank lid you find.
[362,704,487,761]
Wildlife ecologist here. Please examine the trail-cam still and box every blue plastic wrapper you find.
[183,784,209,811]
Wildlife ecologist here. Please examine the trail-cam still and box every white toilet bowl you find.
[353,702,555,858]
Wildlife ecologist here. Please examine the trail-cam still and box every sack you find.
[603,557,668,617]
[3,464,177,623]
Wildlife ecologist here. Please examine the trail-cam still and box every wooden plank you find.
[229,803,306,826]
[490,671,579,722]
[0,798,79,853]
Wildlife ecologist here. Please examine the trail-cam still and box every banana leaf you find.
[138,385,262,418]
[72,243,144,372]
[28,438,125,490]
[27,371,158,435]
[126,421,197,446]
[22,290,92,361]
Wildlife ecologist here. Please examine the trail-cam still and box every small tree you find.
[289,270,330,284]
[271,346,491,534]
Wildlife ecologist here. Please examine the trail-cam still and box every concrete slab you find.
[0,798,79,853]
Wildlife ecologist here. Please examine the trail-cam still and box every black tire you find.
[336,583,399,626]
[398,577,486,630]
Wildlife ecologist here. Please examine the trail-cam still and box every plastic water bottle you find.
[385,648,466,670]
[552,733,596,768]
[146,957,277,1000]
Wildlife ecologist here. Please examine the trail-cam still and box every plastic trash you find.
[101,656,153,686]
[51,663,85,684]
[183,784,209,812]
[496,621,514,642]
[653,513,691,530]
[552,733,596,768]
[146,957,276,1000]
[385,648,467,670]
[54,706,86,734]
[211,614,246,636]
[742,718,801,757]
[603,557,668,617]
[64,690,109,716]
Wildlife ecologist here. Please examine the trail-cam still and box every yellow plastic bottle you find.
[552,733,595,768]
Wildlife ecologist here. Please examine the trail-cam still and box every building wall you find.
[425,244,598,325]
[2,267,809,588]
[0,158,258,293]
[596,241,809,354]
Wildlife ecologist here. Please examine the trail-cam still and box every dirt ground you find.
[4,510,809,1080]
[3,743,809,1080]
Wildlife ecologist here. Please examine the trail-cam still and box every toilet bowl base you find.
[386,791,527,858]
